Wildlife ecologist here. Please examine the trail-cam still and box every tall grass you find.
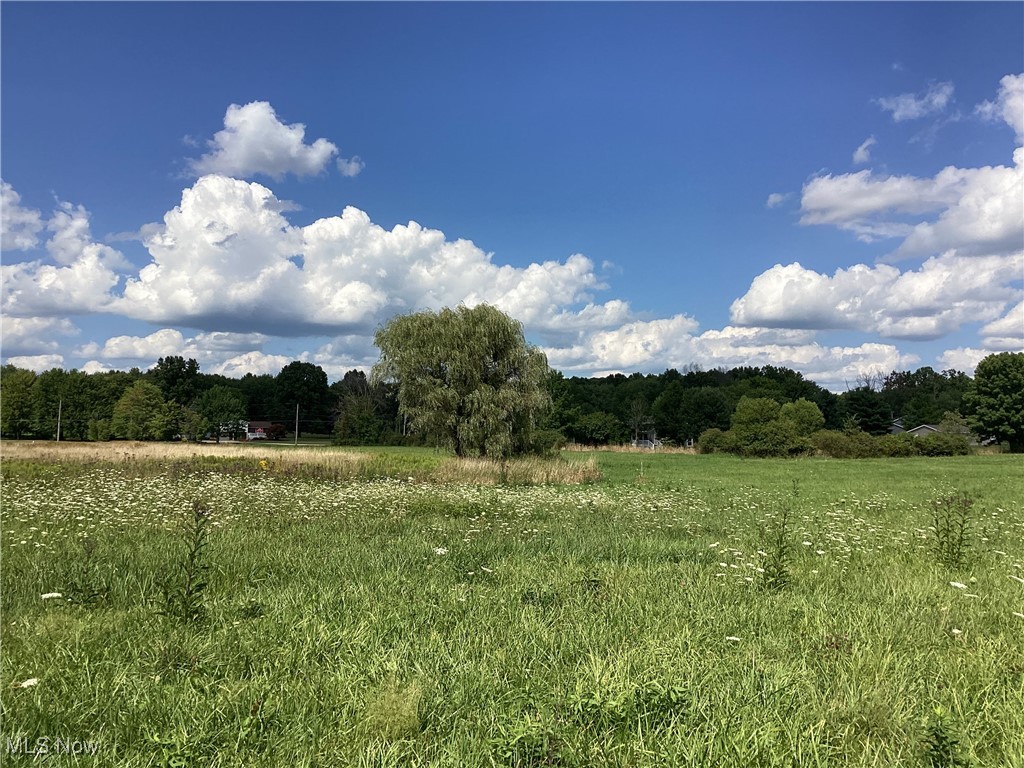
[1,450,1021,766]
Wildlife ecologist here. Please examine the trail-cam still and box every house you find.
[904,424,940,438]
[245,421,274,440]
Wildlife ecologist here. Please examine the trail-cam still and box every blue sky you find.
[2,2,1022,390]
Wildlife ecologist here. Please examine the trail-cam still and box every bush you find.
[528,429,567,458]
[877,433,920,457]
[917,433,970,457]
[698,428,736,454]
[810,429,882,458]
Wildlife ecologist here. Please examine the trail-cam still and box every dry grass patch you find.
[0,440,369,474]
[432,455,600,485]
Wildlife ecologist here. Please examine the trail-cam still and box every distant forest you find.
[0,357,973,447]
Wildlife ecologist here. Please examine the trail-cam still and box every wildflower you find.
[432,547,448,556]
[725,636,741,642]
[17,678,39,688]
[40,592,62,600]
[950,628,963,636]
[949,581,967,589]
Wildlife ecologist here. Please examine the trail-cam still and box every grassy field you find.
[1,443,1022,767]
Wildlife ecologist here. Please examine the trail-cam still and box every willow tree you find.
[372,304,550,458]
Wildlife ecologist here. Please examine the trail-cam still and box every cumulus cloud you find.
[1,181,44,251]
[800,147,1023,258]
[937,347,994,375]
[46,201,132,270]
[765,192,789,209]
[543,318,916,392]
[188,102,339,180]
[1,253,121,317]
[6,354,64,372]
[115,174,623,340]
[877,81,954,122]
[980,300,1024,350]
[1,317,78,357]
[730,252,1023,340]
[976,73,1024,143]
[852,136,876,165]
[337,156,365,177]
[210,350,294,378]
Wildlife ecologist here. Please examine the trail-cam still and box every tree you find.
[964,352,1024,452]
[0,365,36,438]
[779,398,825,437]
[276,361,332,436]
[148,356,201,405]
[840,387,891,436]
[112,381,167,440]
[196,385,247,442]
[373,304,550,458]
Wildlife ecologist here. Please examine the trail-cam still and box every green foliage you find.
[780,397,826,436]
[276,361,333,436]
[0,364,36,438]
[930,491,974,569]
[964,352,1024,452]
[697,427,736,454]
[112,380,167,440]
[361,679,424,742]
[373,304,551,458]
[196,385,246,441]
[759,491,794,592]
[159,500,212,623]
[921,707,971,768]
[841,386,892,436]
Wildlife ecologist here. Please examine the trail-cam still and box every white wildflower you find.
[432,547,448,556]
[40,592,62,600]
[725,636,741,642]
[18,678,39,688]
[949,581,967,589]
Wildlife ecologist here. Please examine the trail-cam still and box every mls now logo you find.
[6,735,100,756]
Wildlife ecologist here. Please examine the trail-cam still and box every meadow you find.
[1,442,1022,767]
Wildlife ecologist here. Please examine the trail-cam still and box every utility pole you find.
[294,403,299,446]
[56,398,63,442]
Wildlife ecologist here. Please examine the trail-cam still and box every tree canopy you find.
[373,304,550,457]
[964,352,1024,452]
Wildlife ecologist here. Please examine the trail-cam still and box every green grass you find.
[2,450,1023,766]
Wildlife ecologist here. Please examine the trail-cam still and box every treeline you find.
[545,365,972,445]
[1,357,977,450]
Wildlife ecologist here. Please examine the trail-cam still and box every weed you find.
[759,493,794,592]
[921,707,971,767]
[159,500,212,623]
[930,491,974,569]
[63,537,111,607]
[491,714,568,767]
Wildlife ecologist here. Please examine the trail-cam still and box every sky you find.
[1,2,1022,392]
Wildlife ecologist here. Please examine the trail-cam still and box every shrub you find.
[877,433,920,457]
[698,428,736,454]
[917,433,970,457]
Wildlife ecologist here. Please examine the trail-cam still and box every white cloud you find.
[765,192,789,209]
[210,350,295,378]
[852,136,876,165]
[75,328,187,360]
[980,300,1024,350]
[1,181,43,251]
[46,201,131,270]
[730,252,1023,340]
[117,175,623,341]
[877,81,954,121]
[976,73,1024,143]
[6,354,64,372]
[337,156,365,177]
[188,101,339,180]
[1,253,121,317]
[1,317,78,356]
[542,318,916,392]
[800,148,1023,257]
[937,347,993,375]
